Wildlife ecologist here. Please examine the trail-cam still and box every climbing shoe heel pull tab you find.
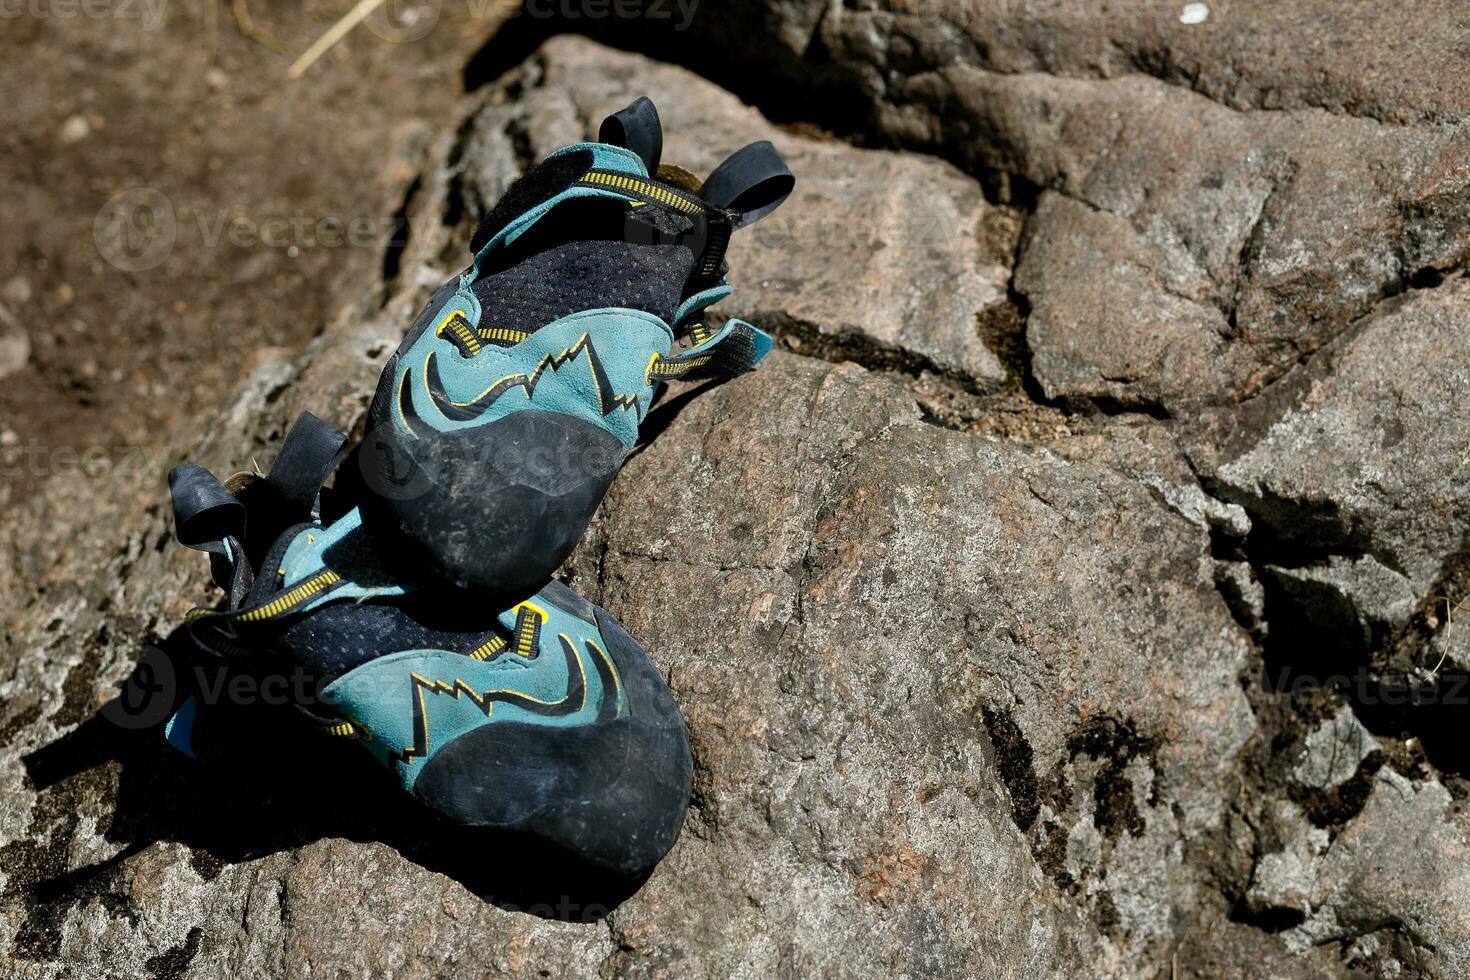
[599,96,663,174]
[169,462,251,600]
[169,463,245,555]
[266,411,349,523]
[699,140,795,228]
[648,319,774,385]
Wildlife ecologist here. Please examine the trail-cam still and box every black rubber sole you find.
[411,606,691,880]
[364,277,634,593]
[362,397,625,594]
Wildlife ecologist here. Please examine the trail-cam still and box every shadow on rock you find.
[21,639,650,925]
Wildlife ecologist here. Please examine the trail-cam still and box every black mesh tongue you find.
[468,97,665,255]
[468,148,595,255]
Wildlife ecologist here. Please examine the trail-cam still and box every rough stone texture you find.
[7,7,1470,978]
[1287,771,1470,974]
[990,72,1470,413]
[582,350,1255,967]
[0,304,28,381]
[1294,707,1378,791]
[584,0,1470,413]
[655,0,1470,126]
[1242,800,1329,918]
[1215,278,1470,619]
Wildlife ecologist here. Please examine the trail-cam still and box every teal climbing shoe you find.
[361,95,793,594]
[165,413,692,880]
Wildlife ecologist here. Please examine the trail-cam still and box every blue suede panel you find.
[672,282,732,326]
[319,593,624,791]
[400,307,672,447]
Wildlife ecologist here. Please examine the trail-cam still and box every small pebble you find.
[232,250,276,285]
[0,430,17,447]
[206,67,229,91]
[55,283,74,306]
[1,276,31,305]
[58,114,91,144]
[0,327,29,380]
[1179,3,1209,24]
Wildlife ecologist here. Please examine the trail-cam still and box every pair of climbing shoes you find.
[159,98,792,881]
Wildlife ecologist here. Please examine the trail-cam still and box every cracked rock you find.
[1293,707,1377,790]
[1264,557,1420,658]
[1216,277,1470,619]
[991,72,1470,413]
[579,350,1255,964]
[7,12,1470,979]
[628,3,1470,413]
[1244,801,1329,918]
[1287,771,1470,974]
[1215,561,1267,636]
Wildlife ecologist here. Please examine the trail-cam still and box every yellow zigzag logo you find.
[524,333,642,415]
[416,331,642,427]
[391,635,602,767]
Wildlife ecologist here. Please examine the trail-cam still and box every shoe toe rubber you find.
[366,409,626,594]
[412,607,692,879]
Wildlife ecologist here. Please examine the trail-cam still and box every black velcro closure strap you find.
[700,141,795,228]
[599,96,663,175]
[266,412,348,523]
[169,463,245,556]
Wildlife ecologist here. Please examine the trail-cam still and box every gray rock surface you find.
[610,1,1470,413]
[1294,707,1378,791]
[1286,771,1470,974]
[6,9,1470,978]
[1243,800,1329,918]
[1215,278,1470,614]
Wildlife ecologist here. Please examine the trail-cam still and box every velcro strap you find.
[183,567,346,657]
[700,141,795,228]
[168,463,251,600]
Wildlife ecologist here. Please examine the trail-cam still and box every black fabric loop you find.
[699,141,795,228]
[169,463,245,556]
[599,96,663,175]
[267,412,349,521]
